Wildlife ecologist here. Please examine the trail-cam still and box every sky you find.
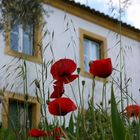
[74,0,140,29]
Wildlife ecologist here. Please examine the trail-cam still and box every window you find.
[8,100,32,130]
[11,21,33,56]
[84,38,101,72]
[2,92,40,129]
[5,17,42,63]
[80,28,107,78]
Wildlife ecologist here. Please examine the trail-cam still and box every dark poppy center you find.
[131,113,135,117]
[59,110,67,116]
[60,72,70,77]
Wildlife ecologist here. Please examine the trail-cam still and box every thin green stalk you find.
[69,83,78,106]
[119,0,124,112]
[90,77,98,138]
[81,80,85,110]
[41,61,48,125]
[104,82,107,110]
[77,74,82,109]
[23,61,29,140]
[102,82,104,109]
[40,46,48,128]
[102,81,107,109]
[90,77,95,106]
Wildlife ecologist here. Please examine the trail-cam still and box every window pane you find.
[90,41,100,60]
[11,21,19,33]
[84,39,90,72]
[23,25,33,56]
[8,100,32,130]
[11,33,19,51]
[84,38,100,72]
[10,20,34,56]
[11,22,19,52]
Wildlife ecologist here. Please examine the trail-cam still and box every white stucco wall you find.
[0,3,140,123]
[42,5,140,106]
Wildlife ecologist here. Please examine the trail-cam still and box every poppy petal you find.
[61,74,78,84]
[50,81,64,98]
[89,58,112,78]
[48,97,77,116]
[28,129,45,137]
[51,59,77,80]
[124,105,140,118]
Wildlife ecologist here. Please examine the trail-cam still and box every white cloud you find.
[126,1,140,28]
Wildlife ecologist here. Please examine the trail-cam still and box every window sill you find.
[4,46,41,63]
[80,70,108,82]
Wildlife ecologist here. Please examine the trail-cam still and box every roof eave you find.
[43,0,140,42]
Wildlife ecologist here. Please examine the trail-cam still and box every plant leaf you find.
[111,83,128,140]
[68,114,74,134]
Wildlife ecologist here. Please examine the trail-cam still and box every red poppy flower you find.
[28,129,45,137]
[89,58,112,78]
[48,97,77,116]
[50,81,64,98]
[124,105,140,118]
[51,59,78,84]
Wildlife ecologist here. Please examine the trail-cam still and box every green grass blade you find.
[111,83,128,140]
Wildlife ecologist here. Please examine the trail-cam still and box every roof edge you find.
[43,0,140,42]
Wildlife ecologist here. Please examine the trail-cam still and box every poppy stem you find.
[91,76,98,135]
[102,81,107,109]
[81,81,85,110]
[69,83,78,106]
[102,82,104,109]
[90,76,95,106]
[119,0,124,113]
[77,75,82,108]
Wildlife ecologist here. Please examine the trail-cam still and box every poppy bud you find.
[77,68,81,74]
[82,80,85,86]
[35,79,40,89]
